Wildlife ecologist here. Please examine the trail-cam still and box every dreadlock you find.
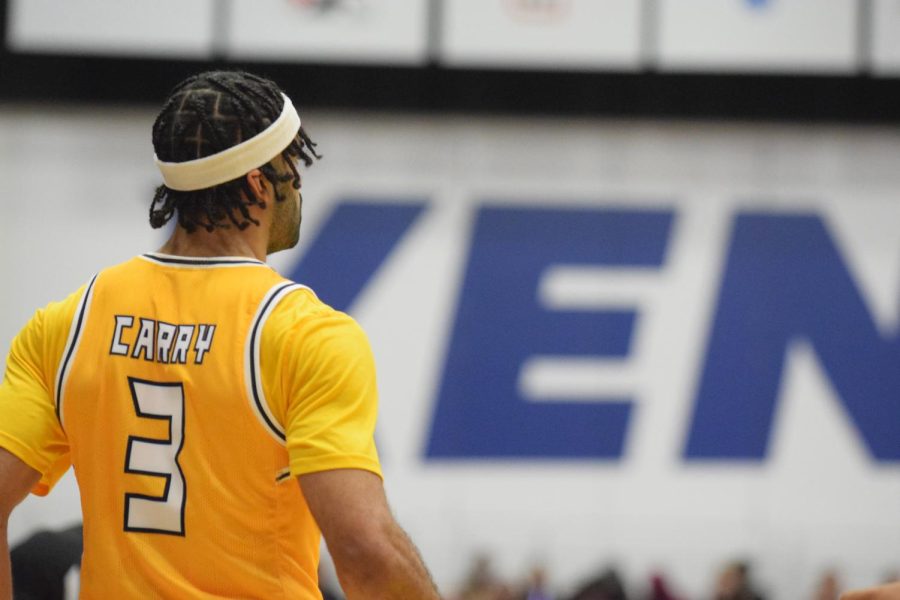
[149,70,321,233]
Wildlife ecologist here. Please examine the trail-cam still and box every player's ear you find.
[245,168,269,203]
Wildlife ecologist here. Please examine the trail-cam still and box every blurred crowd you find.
[433,555,899,600]
[10,525,898,600]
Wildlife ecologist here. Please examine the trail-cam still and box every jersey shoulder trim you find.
[54,274,98,427]
[245,281,309,444]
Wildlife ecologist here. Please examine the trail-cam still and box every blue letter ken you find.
[427,206,673,459]
[686,213,900,462]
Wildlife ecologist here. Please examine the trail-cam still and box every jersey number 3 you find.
[124,378,187,536]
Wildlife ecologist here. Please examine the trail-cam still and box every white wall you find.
[1,106,899,599]
[7,0,895,77]
[7,0,215,57]
[657,0,857,73]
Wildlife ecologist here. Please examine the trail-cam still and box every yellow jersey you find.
[0,253,382,599]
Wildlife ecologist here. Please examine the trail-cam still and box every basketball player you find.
[0,71,440,599]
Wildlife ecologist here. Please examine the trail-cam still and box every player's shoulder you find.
[10,276,96,371]
[263,285,368,348]
[34,278,95,338]
[259,286,373,381]
[267,285,352,328]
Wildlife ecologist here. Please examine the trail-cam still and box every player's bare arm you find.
[842,583,900,600]
[300,469,440,600]
[0,448,40,600]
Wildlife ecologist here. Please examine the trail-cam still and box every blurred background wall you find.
[1,1,899,599]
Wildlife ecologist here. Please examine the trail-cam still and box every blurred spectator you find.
[568,567,629,600]
[812,569,841,600]
[456,553,510,600]
[840,582,900,600]
[523,565,554,600]
[645,572,683,600]
[714,561,766,600]
[11,523,82,600]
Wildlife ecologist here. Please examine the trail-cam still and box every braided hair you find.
[149,70,321,233]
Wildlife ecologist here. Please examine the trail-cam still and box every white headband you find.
[155,93,301,192]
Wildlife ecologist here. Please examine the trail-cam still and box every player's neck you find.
[158,226,268,262]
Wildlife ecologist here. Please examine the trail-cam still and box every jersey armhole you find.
[243,282,310,444]
[53,275,99,429]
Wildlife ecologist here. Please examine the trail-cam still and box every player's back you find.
[60,253,321,599]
